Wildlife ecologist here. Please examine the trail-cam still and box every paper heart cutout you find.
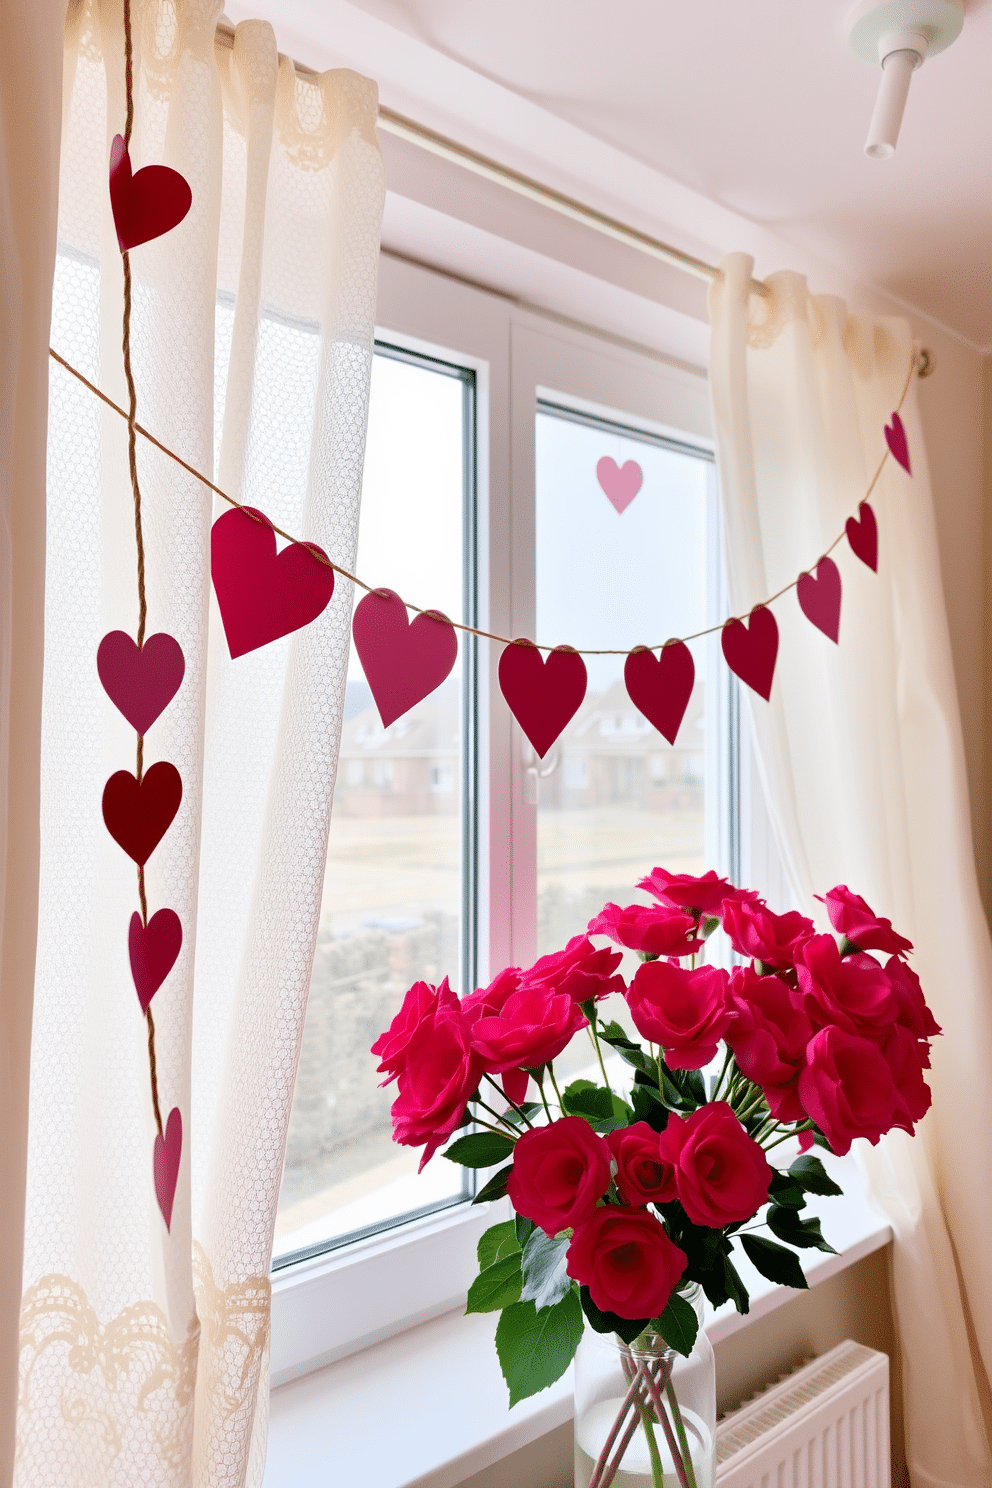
[596,457,643,514]
[352,589,458,728]
[211,505,335,659]
[498,641,587,759]
[721,606,779,701]
[102,761,183,866]
[109,135,192,253]
[154,1107,182,1231]
[97,630,185,735]
[884,411,911,475]
[624,642,695,745]
[797,557,842,644]
[129,909,182,1013]
[846,501,878,571]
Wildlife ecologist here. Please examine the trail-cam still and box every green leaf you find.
[515,1212,536,1248]
[466,1253,523,1314]
[812,1129,833,1151]
[668,1065,706,1107]
[631,1083,670,1132]
[495,1291,584,1406]
[767,1172,807,1210]
[654,1292,699,1356]
[521,1230,572,1310]
[472,1164,513,1205]
[767,1206,838,1253]
[502,1101,544,1130]
[789,1155,843,1196]
[660,1068,695,1112]
[598,1023,655,1076]
[562,1082,614,1121]
[477,1220,520,1271]
[740,1234,809,1290]
[723,1255,750,1314]
[445,1132,515,1167]
[579,1288,648,1345]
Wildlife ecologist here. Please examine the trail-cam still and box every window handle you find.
[522,742,560,804]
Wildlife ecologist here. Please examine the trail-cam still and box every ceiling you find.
[230,0,992,349]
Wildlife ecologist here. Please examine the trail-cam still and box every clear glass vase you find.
[573,1287,715,1488]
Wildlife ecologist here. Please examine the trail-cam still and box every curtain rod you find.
[213,21,933,376]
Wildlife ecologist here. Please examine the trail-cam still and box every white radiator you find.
[715,1340,890,1488]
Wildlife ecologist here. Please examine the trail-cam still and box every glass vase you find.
[573,1287,715,1488]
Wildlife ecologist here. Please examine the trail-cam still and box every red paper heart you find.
[498,641,587,758]
[884,411,911,475]
[98,630,185,735]
[352,589,458,728]
[102,761,182,866]
[596,457,643,514]
[154,1107,182,1231]
[211,506,335,659]
[109,135,192,253]
[721,606,779,701]
[624,642,695,745]
[846,502,878,571]
[129,909,182,1013]
[797,558,842,644]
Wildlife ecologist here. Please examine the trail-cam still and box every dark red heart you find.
[154,1107,182,1231]
[109,135,192,253]
[97,630,185,735]
[884,411,911,475]
[352,589,459,728]
[624,642,695,745]
[498,641,587,758]
[797,558,842,644]
[129,909,182,1013]
[102,761,182,866]
[846,502,878,571]
[211,505,335,659]
[721,606,779,701]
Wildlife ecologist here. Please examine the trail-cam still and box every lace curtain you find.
[16,4,384,1485]
[709,254,992,1487]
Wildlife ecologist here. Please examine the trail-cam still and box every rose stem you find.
[624,1346,665,1488]
[586,1019,613,1094]
[665,1380,700,1488]
[531,1066,555,1123]
[546,1062,565,1111]
[481,1074,535,1128]
[473,1094,523,1134]
[709,1047,734,1102]
[764,1121,815,1151]
[598,1392,649,1488]
[641,1362,694,1488]
[586,1361,646,1488]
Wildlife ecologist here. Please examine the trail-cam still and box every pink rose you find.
[567,1206,687,1320]
[470,981,587,1075]
[795,936,896,1034]
[587,902,702,958]
[818,885,914,958]
[462,966,523,1017]
[372,976,459,1085]
[524,934,626,1004]
[883,956,941,1043]
[389,1008,481,1169]
[872,1023,932,1128]
[638,867,734,916]
[606,1123,678,1206]
[507,1116,612,1236]
[724,966,812,1122]
[656,1103,772,1226]
[722,899,815,971]
[626,961,730,1069]
[798,1026,906,1154]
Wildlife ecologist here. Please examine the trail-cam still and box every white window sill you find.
[262,1150,890,1488]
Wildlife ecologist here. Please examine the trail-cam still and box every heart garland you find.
[211,505,335,658]
[109,135,192,253]
[352,589,458,728]
[498,642,588,758]
[797,558,842,644]
[624,643,695,745]
[721,607,779,702]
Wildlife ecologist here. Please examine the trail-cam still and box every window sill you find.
[262,1151,890,1488]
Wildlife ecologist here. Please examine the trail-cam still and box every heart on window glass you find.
[211,505,335,659]
[109,135,192,252]
[721,606,778,701]
[498,641,587,758]
[624,642,695,745]
[596,457,643,514]
[352,588,459,728]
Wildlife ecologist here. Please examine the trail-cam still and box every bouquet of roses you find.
[372,869,938,1486]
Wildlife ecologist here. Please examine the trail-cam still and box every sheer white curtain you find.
[17,4,384,1485]
[709,253,992,1487]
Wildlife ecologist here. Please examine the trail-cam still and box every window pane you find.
[274,347,473,1262]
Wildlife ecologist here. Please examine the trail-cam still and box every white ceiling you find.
[230,0,992,349]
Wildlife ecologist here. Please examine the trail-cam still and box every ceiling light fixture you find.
[846,0,964,158]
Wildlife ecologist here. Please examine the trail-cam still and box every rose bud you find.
[795,936,896,1035]
[817,885,913,958]
[389,1010,482,1170]
[606,1122,678,1206]
[725,965,812,1123]
[372,976,460,1085]
[507,1116,612,1236]
[626,960,731,1069]
[567,1206,687,1320]
[637,867,734,916]
[588,902,702,958]
[657,1102,773,1227]
[721,899,815,970]
[798,1026,904,1154]
[523,933,626,1004]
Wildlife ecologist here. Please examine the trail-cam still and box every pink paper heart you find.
[846,502,878,571]
[596,457,643,514]
[97,630,185,735]
[109,135,192,252]
[721,606,779,701]
[154,1107,182,1232]
[211,506,335,659]
[498,641,587,758]
[884,411,911,474]
[129,909,182,1013]
[102,761,182,866]
[352,589,459,728]
[797,557,842,644]
[624,642,695,745]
